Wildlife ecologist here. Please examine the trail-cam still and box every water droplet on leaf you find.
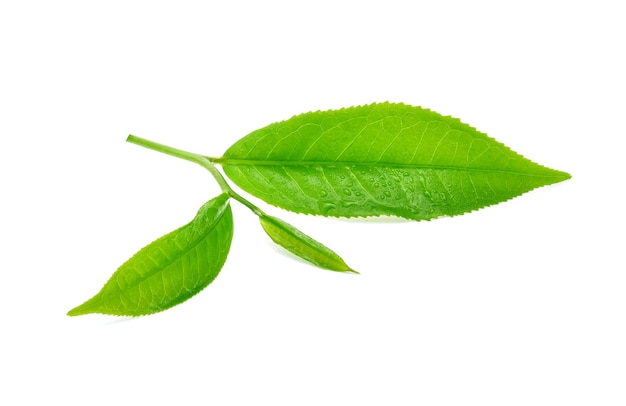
[319,202,337,213]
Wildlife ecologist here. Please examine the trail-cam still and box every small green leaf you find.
[259,214,356,273]
[219,102,570,220]
[68,194,233,317]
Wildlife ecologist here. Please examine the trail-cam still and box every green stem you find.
[126,135,201,165]
[126,135,265,217]
[202,160,266,217]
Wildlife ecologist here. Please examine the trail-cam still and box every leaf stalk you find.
[126,135,265,216]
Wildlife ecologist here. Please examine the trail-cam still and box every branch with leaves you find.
[68,102,570,317]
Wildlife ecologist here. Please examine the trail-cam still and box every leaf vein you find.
[110,203,229,294]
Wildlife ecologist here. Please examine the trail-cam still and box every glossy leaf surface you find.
[259,214,356,273]
[68,194,233,316]
[220,103,570,220]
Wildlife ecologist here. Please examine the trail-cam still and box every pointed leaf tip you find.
[67,307,90,317]
[67,296,102,317]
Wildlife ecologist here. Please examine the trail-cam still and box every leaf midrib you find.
[218,158,567,179]
[112,203,229,294]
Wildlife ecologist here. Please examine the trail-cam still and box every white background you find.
[1,1,624,405]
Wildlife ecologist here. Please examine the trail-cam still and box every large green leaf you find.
[68,194,233,316]
[219,103,570,220]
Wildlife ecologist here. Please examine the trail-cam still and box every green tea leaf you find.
[259,214,356,273]
[219,102,570,220]
[68,194,233,317]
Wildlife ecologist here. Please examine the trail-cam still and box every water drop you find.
[343,188,352,196]
[319,202,337,213]
[320,190,328,197]
[384,191,391,197]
